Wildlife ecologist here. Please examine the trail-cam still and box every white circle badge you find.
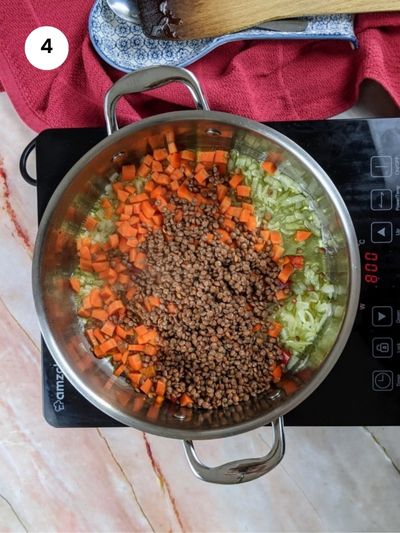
[25,26,69,71]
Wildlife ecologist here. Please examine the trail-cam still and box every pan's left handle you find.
[20,137,38,186]
[104,65,209,136]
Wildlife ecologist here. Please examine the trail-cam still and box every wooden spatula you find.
[137,0,400,40]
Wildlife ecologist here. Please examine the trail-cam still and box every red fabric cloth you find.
[0,2,399,132]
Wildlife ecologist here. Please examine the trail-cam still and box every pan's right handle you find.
[19,137,37,186]
[104,66,209,136]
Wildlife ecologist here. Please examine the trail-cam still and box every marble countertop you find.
[0,81,399,533]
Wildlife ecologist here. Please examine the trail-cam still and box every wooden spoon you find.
[137,0,400,40]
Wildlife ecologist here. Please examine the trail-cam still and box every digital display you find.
[364,251,379,284]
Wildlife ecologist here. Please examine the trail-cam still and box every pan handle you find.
[19,137,38,186]
[183,417,285,484]
[104,66,209,136]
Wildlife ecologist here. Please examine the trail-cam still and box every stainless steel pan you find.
[32,66,360,484]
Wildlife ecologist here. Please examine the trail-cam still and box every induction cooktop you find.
[28,118,400,427]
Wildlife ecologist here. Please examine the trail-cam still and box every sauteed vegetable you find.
[70,143,334,409]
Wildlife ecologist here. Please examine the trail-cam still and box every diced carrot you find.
[118,273,130,285]
[295,230,312,242]
[128,354,142,371]
[79,245,91,260]
[177,184,193,203]
[220,196,231,213]
[112,182,123,192]
[107,268,118,285]
[144,180,156,194]
[92,309,108,322]
[214,150,228,164]
[272,245,284,262]
[270,230,282,245]
[181,150,196,161]
[289,255,305,270]
[152,172,170,185]
[117,189,129,203]
[113,364,126,377]
[267,321,283,338]
[84,216,98,231]
[150,185,167,199]
[85,328,98,347]
[170,180,179,191]
[126,237,138,248]
[134,324,148,337]
[254,242,265,252]
[128,344,146,352]
[171,168,184,180]
[90,288,103,308]
[78,308,91,318]
[140,378,153,394]
[108,233,119,249]
[236,185,251,197]
[93,328,106,344]
[278,263,294,284]
[118,221,136,238]
[246,215,257,232]
[137,329,157,345]
[101,320,116,337]
[217,228,232,243]
[99,338,118,354]
[155,380,166,396]
[151,160,163,173]
[168,152,181,168]
[260,229,270,241]
[194,167,209,185]
[216,184,227,201]
[142,365,156,379]
[272,365,282,382]
[229,174,243,189]
[108,300,124,315]
[92,261,109,273]
[121,164,136,181]
[198,151,215,163]
[141,201,156,219]
[130,193,149,204]
[279,379,299,395]
[125,287,137,301]
[153,148,168,161]
[226,206,242,218]
[252,323,263,332]
[148,295,161,307]
[137,163,150,177]
[144,344,158,356]
[129,248,137,263]
[276,289,288,301]
[241,202,254,213]
[141,155,153,168]
[205,233,214,243]
[134,252,146,270]
[223,218,235,231]
[69,277,80,293]
[261,160,277,175]
[239,208,250,223]
[179,393,193,407]
[152,214,163,226]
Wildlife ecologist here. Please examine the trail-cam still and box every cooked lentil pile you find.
[71,147,308,410]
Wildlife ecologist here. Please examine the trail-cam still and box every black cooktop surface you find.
[34,119,400,427]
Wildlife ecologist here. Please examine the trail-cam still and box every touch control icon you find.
[372,370,394,392]
[370,189,393,211]
[372,306,393,327]
[370,156,393,178]
[371,222,393,243]
[372,337,393,358]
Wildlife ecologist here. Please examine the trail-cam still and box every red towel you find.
[0,2,399,132]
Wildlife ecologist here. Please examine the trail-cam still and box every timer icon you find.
[372,370,394,392]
